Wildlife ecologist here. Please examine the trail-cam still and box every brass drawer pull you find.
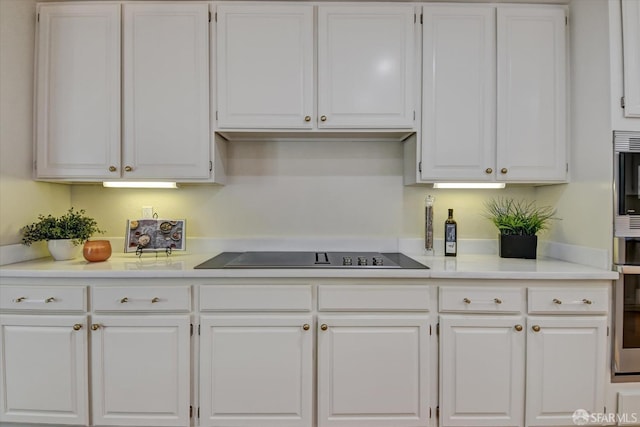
[151,297,160,303]
[45,297,55,303]
[14,297,26,303]
[120,297,128,303]
[320,115,327,122]
[494,298,502,304]
[532,325,541,332]
[304,116,311,122]
[582,299,592,305]
[302,324,310,331]
[91,324,100,331]
[485,168,493,174]
[515,324,523,332]
[320,324,328,331]
[553,298,562,304]
[463,298,471,304]
[73,324,83,331]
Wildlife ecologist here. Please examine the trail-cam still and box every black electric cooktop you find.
[194,251,428,269]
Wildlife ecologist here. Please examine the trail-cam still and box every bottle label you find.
[445,223,456,254]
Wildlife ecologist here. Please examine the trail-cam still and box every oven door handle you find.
[617,265,640,274]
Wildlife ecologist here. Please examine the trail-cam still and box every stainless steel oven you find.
[613,130,640,380]
[614,264,640,379]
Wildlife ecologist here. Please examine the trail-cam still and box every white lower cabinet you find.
[525,316,607,427]
[90,315,191,427]
[317,315,431,427]
[0,314,89,425]
[439,315,525,427]
[199,315,313,427]
[439,286,609,427]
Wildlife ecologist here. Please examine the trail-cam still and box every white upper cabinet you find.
[421,6,496,181]
[215,4,417,131]
[496,6,567,182]
[622,0,640,118]
[123,3,211,179]
[35,4,120,179]
[418,5,567,184]
[317,6,416,129]
[216,5,314,129]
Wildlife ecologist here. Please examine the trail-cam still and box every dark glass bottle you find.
[444,208,457,257]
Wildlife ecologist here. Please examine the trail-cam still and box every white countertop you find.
[0,252,619,280]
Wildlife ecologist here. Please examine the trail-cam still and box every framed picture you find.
[125,219,185,253]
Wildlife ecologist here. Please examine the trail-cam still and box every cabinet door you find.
[199,315,313,427]
[622,0,640,117]
[439,315,525,427]
[35,4,120,179]
[216,5,314,129]
[526,316,607,427]
[317,315,430,427]
[0,315,88,425]
[317,6,416,129]
[496,7,567,182]
[421,6,496,181]
[90,315,190,426]
[123,3,210,179]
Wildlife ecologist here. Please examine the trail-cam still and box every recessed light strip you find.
[103,182,178,189]
[433,183,506,189]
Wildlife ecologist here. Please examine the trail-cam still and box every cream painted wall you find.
[0,0,70,246]
[535,0,613,253]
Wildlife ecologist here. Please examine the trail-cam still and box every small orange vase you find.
[83,240,112,262]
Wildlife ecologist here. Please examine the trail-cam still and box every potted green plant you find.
[21,208,105,260]
[484,198,557,259]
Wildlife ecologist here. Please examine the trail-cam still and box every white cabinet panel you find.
[123,3,210,179]
[439,315,525,427]
[622,0,640,117]
[0,315,88,425]
[199,315,313,427]
[317,6,416,128]
[421,6,496,181]
[216,5,314,129]
[35,4,120,179]
[525,316,607,427]
[496,7,567,182]
[90,315,190,426]
[317,315,430,427]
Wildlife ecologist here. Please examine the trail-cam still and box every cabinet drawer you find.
[0,286,87,312]
[318,285,430,311]
[439,287,524,313]
[92,286,191,312]
[200,285,312,311]
[528,287,608,314]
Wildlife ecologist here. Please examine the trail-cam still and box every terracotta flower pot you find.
[83,240,112,262]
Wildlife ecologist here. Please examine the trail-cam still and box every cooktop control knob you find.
[357,256,368,266]
[373,256,383,266]
[343,256,352,266]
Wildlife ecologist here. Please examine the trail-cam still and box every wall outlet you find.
[142,206,153,219]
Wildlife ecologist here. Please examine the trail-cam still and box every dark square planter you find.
[499,234,538,259]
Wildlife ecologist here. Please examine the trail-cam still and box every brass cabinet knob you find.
[120,297,128,303]
[14,297,26,303]
[500,168,508,174]
[320,115,327,122]
[45,297,55,303]
[494,298,502,304]
[583,299,592,305]
[553,298,562,304]
[304,116,311,122]
[302,324,310,331]
[109,166,117,172]
[463,298,471,304]
[151,297,160,303]
[73,324,83,331]
[514,324,523,332]
[485,168,493,174]
[124,166,133,172]
[532,325,541,332]
[91,324,100,331]
[320,324,328,331]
